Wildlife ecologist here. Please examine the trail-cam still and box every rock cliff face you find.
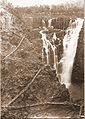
[51,17,70,30]
[71,23,84,83]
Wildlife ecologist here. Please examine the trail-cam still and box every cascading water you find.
[61,18,84,88]
[42,19,46,29]
[40,30,49,65]
[40,30,59,70]
[48,19,52,27]
[40,18,83,89]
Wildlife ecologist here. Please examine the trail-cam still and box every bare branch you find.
[79,105,83,118]
[1,27,32,60]
[3,36,25,60]
[4,66,45,107]
[2,101,80,110]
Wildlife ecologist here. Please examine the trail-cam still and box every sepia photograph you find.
[0,0,84,118]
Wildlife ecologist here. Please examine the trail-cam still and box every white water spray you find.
[42,19,46,29]
[40,30,59,69]
[48,19,52,27]
[40,30,49,65]
[40,18,83,89]
[61,18,84,88]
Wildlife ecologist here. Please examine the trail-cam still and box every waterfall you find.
[42,19,46,29]
[48,19,52,28]
[61,18,84,88]
[40,30,50,65]
[52,32,57,41]
[40,18,83,89]
[40,30,58,69]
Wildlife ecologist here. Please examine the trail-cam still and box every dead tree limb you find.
[2,29,32,61]
[4,66,45,107]
[3,36,25,60]
[79,105,83,118]
[2,101,80,110]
